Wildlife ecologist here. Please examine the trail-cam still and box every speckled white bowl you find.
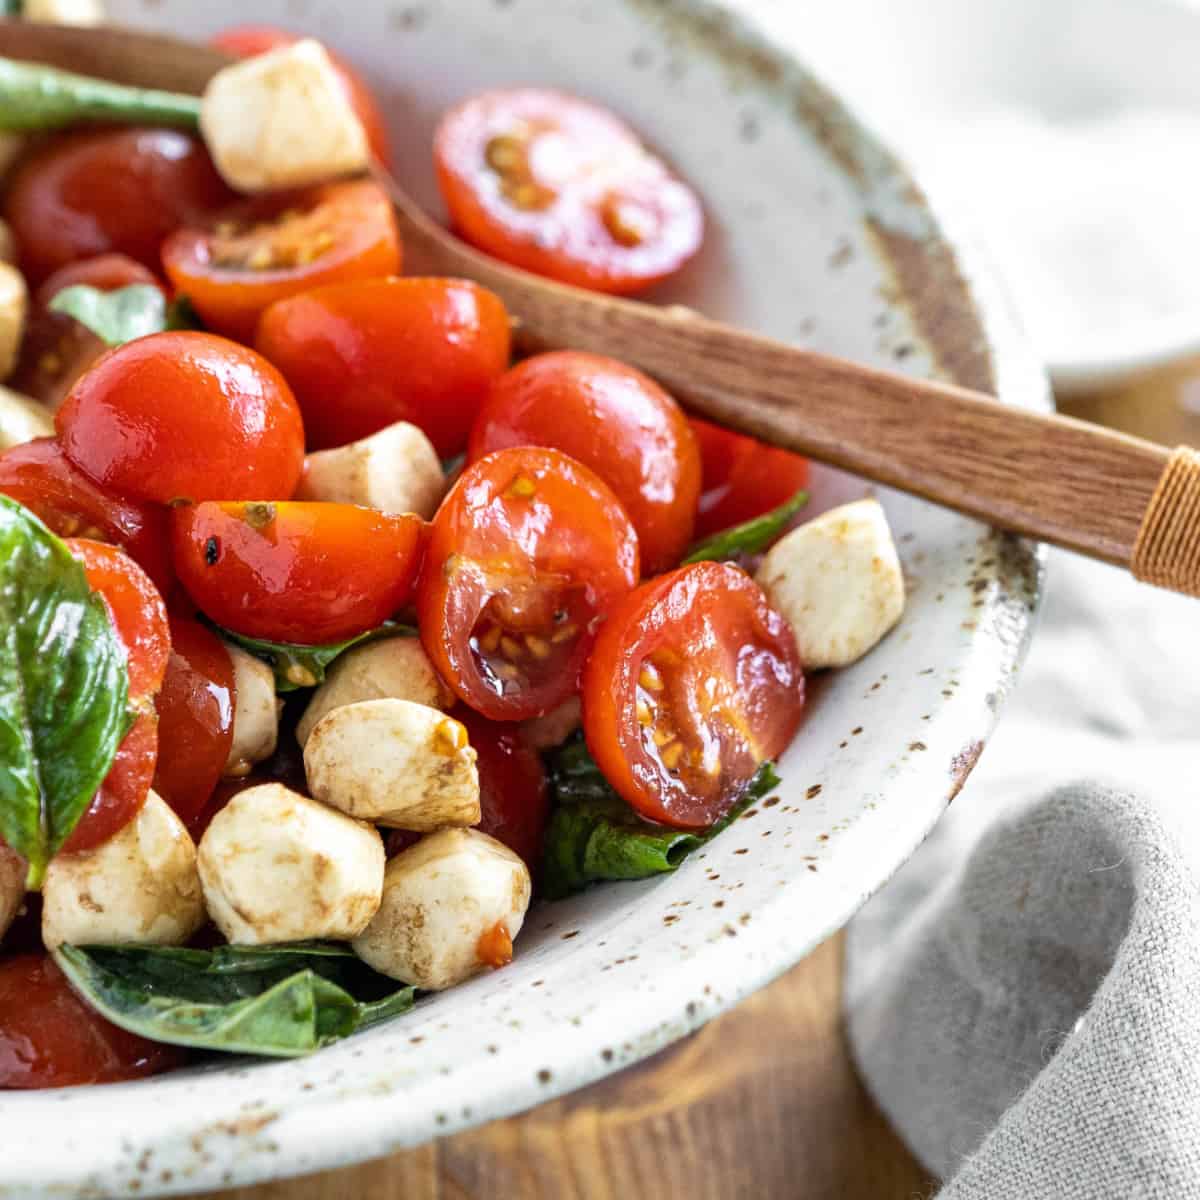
[0,2,1048,1195]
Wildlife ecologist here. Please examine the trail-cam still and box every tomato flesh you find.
[435,88,703,294]
[418,447,638,721]
[583,561,803,830]
[162,181,402,342]
[172,501,426,644]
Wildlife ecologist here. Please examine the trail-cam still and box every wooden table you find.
[199,363,1190,1200]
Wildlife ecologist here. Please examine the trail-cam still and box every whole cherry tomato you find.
[212,26,392,166]
[56,332,305,505]
[435,88,704,294]
[162,181,402,342]
[256,276,510,456]
[0,439,172,594]
[690,417,810,540]
[172,501,426,644]
[3,128,231,284]
[469,351,700,574]
[0,954,182,1088]
[417,447,639,721]
[35,253,161,308]
[582,561,803,830]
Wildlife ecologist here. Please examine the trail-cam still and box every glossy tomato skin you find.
[0,954,182,1088]
[418,447,639,722]
[35,253,161,308]
[56,332,305,505]
[583,561,803,830]
[256,277,510,456]
[0,439,173,594]
[172,501,426,644]
[470,351,700,574]
[690,418,810,539]
[162,181,402,342]
[3,127,232,285]
[435,88,703,295]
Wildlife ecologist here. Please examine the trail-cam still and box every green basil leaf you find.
[54,942,415,1059]
[682,489,809,565]
[0,496,129,887]
[48,283,167,347]
[540,733,782,899]
[3,2,22,16]
[165,294,205,331]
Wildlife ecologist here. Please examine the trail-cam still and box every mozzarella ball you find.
[200,40,370,194]
[222,644,280,777]
[0,385,53,452]
[0,262,28,382]
[352,829,531,990]
[21,0,105,24]
[42,792,205,951]
[295,421,446,519]
[296,637,453,749]
[756,498,905,670]
[0,843,26,945]
[304,698,480,831]
[198,783,383,944]
[520,695,582,751]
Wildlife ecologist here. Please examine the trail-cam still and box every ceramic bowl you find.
[0,1,1048,1195]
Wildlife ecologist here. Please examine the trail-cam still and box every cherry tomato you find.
[56,332,305,505]
[417,447,638,721]
[469,351,699,574]
[458,710,549,873]
[435,88,703,294]
[256,276,510,456]
[3,127,231,285]
[162,181,402,342]
[690,417,810,540]
[212,26,392,166]
[0,954,182,1088]
[35,253,161,308]
[152,617,236,829]
[582,561,803,830]
[172,501,426,644]
[0,439,172,594]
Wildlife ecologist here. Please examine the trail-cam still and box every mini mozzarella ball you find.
[41,792,205,951]
[296,637,453,749]
[200,40,370,194]
[198,783,384,944]
[0,385,53,451]
[295,421,446,519]
[756,498,905,670]
[0,843,25,945]
[352,829,531,990]
[520,695,583,751]
[0,262,28,381]
[221,643,280,777]
[304,698,480,831]
[21,0,105,24]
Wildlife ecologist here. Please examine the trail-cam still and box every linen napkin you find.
[843,550,1200,1198]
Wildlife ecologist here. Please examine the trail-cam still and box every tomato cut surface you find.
[162,180,401,341]
[256,276,510,455]
[583,561,803,830]
[470,351,700,573]
[435,88,703,294]
[172,501,426,644]
[418,447,638,721]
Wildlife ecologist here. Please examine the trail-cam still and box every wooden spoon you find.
[2,20,1192,591]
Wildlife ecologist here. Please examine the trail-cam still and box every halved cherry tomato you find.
[3,128,231,285]
[0,439,172,594]
[152,617,236,829]
[256,276,510,456]
[172,501,426,644]
[690,417,810,540]
[582,561,803,830]
[469,351,700,574]
[35,253,161,308]
[417,447,638,721]
[0,954,182,1088]
[56,331,305,505]
[162,181,402,342]
[435,88,704,295]
[212,26,393,166]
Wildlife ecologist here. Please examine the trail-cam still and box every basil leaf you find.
[540,733,782,899]
[682,489,809,565]
[54,942,415,1059]
[218,621,418,692]
[48,284,167,347]
[3,2,21,16]
[0,497,129,887]
[165,294,205,331]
